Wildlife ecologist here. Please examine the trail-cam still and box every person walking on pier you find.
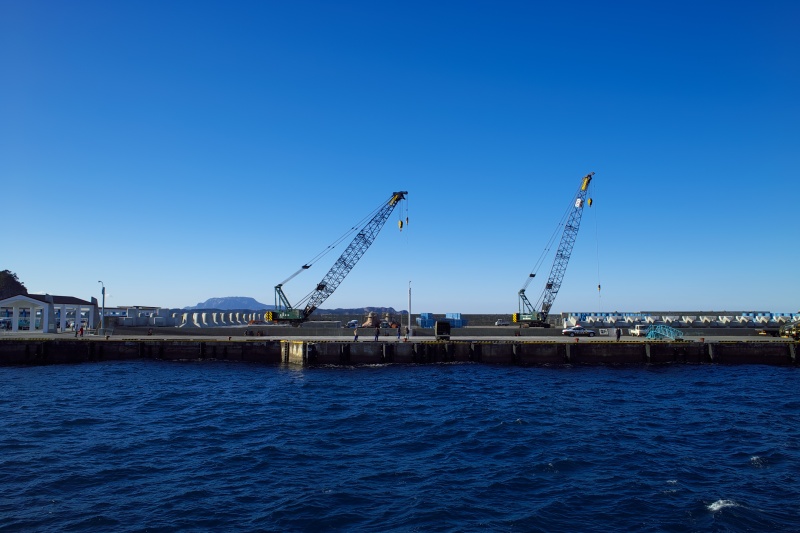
[374,325,380,342]
[354,327,359,342]
[616,328,621,341]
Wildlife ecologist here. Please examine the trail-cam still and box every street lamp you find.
[408,280,412,339]
[98,281,105,333]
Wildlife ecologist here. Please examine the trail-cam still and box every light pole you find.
[98,281,105,333]
[408,280,412,339]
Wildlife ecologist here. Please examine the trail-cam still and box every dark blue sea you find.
[1,361,798,532]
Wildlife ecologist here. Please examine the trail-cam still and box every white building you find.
[0,294,97,333]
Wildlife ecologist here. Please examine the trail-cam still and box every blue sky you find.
[2,0,798,314]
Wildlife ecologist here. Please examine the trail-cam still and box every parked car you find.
[495,319,511,326]
[345,320,359,328]
[561,326,595,337]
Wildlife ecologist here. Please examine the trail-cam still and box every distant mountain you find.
[186,297,274,311]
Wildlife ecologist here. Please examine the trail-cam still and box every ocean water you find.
[1,361,798,532]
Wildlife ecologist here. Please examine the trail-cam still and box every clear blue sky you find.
[2,0,798,314]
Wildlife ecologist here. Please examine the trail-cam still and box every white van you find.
[630,324,650,337]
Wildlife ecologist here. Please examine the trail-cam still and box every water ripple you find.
[0,363,798,531]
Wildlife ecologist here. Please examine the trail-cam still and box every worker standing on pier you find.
[374,325,379,342]
[354,327,359,342]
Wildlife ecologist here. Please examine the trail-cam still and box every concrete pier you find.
[0,338,797,367]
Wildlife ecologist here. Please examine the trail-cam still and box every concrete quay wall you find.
[2,339,796,367]
[0,339,284,366]
[308,340,794,366]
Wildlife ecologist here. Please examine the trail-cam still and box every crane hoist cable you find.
[592,177,603,312]
[277,201,387,287]
[521,193,578,292]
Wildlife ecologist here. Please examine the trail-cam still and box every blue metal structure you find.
[645,325,685,341]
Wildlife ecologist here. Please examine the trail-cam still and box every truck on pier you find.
[779,320,799,340]
[434,321,451,341]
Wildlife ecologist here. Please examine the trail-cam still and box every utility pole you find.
[408,281,412,338]
[98,281,105,333]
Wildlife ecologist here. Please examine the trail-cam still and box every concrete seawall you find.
[1,339,796,367]
[0,339,283,366]
[298,341,797,366]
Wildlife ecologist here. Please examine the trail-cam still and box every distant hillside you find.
[186,297,274,311]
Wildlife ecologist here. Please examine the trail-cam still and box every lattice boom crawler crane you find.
[514,172,594,327]
[268,191,408,325]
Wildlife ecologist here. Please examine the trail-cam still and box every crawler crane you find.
[514,173,594,327]
[268,191,407,325]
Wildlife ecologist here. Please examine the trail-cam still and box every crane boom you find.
[515,172,594,327]
[271,191,407,323]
